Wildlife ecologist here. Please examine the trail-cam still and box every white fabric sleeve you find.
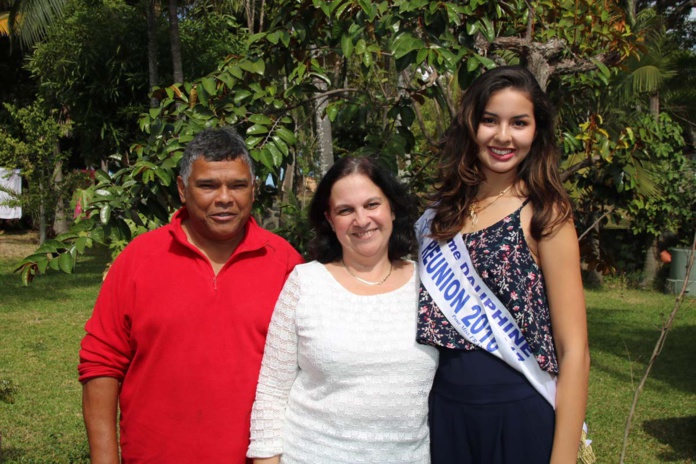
[247,267,302,458]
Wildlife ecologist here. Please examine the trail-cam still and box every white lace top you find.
[247,261,438,464]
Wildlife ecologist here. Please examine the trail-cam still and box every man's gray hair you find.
[179,127,255,185]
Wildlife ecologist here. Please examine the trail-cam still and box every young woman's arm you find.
[538,220,591,464]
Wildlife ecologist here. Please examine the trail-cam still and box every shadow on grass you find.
[643,416,696,462]
[0,446,27,463]
[0,246,111,308]
[587,307,696,395]
[0,443,90,464]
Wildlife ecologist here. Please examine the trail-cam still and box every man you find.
[78,127,303,463]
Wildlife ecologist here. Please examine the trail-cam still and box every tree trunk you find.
[244,0,267,33]
[585,211,604,288]
[38,177,47,244]
[640,238,660,289]
[626,0,636,25]
[282,155,295,202]
[278,155,295,229]
[527,50,552,92]
[245,0,255,32]
[640,92,662,287]
[147,0,159,108]
[168,0,184,84]
[52,157,69,235]
[397,70,412,179]
[649,92,659,120]
[313,77,334,176]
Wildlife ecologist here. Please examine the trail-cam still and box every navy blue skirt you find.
[429,348,555,464]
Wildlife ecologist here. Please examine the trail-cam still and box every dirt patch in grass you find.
[0,230,40,261]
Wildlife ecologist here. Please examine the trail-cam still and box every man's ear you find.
[177,176,186,204]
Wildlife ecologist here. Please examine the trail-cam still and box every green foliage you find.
[557,11,695,275]
[624,114,694,240]
[26,0,150,166]
[0,100,68,236]
[25,0,247,168]
[177,3,247,80]
[273,192,313,258]
[562,113,690,221]
[4,0,68,50]
[0,100,63,176]
[16,0,643,282]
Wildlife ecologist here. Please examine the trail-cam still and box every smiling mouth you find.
[490,147,514,156]
[211,212,236,219]
[352,228,377,238]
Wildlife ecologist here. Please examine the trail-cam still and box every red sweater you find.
[78,208,303,463]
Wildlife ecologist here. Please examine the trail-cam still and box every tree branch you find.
[436,75,457,120]
[492,37,565,60]
[523,0,534,40]
[266,88,361,115]
[578,209,612,242]
[491,37,621,76]
[560,154,603,182]
[412,101,439,148]
[555,51,623,74]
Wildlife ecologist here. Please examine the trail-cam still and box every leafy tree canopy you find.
[17,0,696,283]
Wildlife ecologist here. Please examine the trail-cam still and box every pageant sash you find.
[416,209,557,409]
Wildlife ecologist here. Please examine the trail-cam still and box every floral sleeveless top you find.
[416,201,559,374]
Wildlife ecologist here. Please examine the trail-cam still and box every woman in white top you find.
[247,156,438,464]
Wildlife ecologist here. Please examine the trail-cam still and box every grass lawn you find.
[0,230,695,463]
[585,286,696,463]
[0,230,103,463]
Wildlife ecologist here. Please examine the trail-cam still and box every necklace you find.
[469,185,513,226]
[341,259,393,286]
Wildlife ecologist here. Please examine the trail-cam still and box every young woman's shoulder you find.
[522,199,576,262]
[543,204,575,238]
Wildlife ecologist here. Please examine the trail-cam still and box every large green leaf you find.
[58,252,74,274]
[100,204,111,225]
[341,34,354,58]
[275,127,297,145]
[239,59,266,76]
[247,124,269,136]
[391,33,424,59]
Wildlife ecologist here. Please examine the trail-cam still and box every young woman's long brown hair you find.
[429,66,572,242]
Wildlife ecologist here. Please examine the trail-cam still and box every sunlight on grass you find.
[585,288,696,463]
[0,232,694,462]
[0,234,108,463]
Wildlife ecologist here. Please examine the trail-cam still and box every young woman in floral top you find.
[417,66,590,464]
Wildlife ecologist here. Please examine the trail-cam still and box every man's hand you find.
[253,457,280,464]
[82,377,120,464]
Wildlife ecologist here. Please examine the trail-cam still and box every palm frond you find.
[629,65,667,94]
[0,11,9,36]
[8,0,68,49]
